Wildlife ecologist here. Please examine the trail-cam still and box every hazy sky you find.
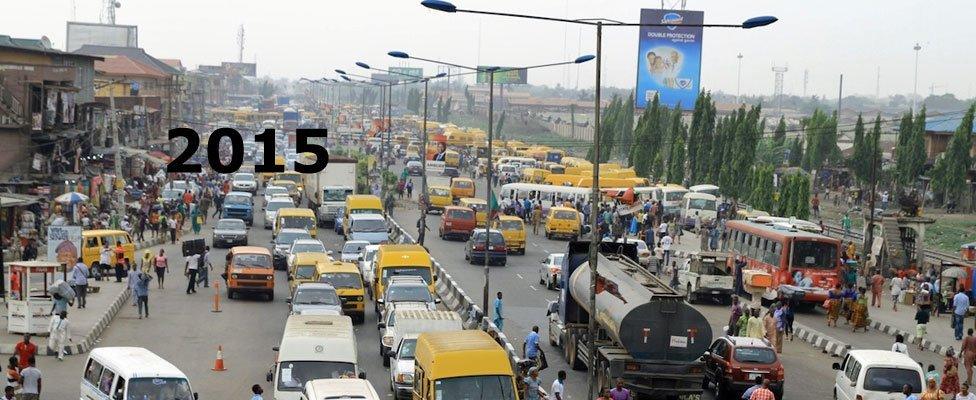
[4,0,974,99]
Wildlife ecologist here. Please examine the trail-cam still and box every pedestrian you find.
[250,384,264,400]
[870,269,884,308]
[522,367,543,400]
[915,307,930,351]
[727,296,742,336]
[50,292,69,317]
[523,326,541,365]
[811,193,821,218]
[958,383,976,400]
[140,250,153,275]
[741,376,764,399]
[47,310,71,361]
[154,249,168,289]
[168,214,178,244]
[3,385,13,400]
[955,289,971,340]
[609,378,632,400]
[842,213,852,239]
[963,329,976,385]
[903,384,920,400]
[531,206,542,235]
[748,378,775,400]
[763,307,777,344]
[70,257,89,309]
[5,358,19,394]
[191,207,202,235]
[99,242,112,279]
[660,232,673,267]
[783,301,795,340]
[773,303,786,353]
[134,269,151,319]
[891,273,903,312]
[493,292,504,330]
[113,256,126,283]
[550,370,565,400]
[17,357,39,400]
[851,287,870,332]
[198,246,212,288]
[737,307,751,338]
[746,308,765,339]
[892,334,910,355]
[944,348,962,395]
[596,387,612,400]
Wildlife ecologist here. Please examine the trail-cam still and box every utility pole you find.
[837,74,844,119]
[735,53,743,104]
[419,78,430,245]
[237,25,245,63]
[586,21,603,400]
[912,43,921,111]
[109,86,123,213]
[482,70,495,313]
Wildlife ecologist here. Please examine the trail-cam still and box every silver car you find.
[539,253,565,290]
[340,240,370,263]
[288,283,343,316]
[212,218,248,248]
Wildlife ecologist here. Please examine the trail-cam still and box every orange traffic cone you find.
[212,345,227,371]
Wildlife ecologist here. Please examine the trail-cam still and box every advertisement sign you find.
[476,67,528,84]
[47,225,82,266]
[388,67,423,81]
[370,73,398,84]
[425,160,446,175]
[634,9,704,109]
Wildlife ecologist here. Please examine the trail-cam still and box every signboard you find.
[476,67,528,84]
[66,22,138,52]
[370,73,398,84]
[47,226,82,266]
[425,160,445,175]
[389,67,423,81]
[221,62,257,77]
[634,9,704,109]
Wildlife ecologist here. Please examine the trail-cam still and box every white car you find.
[603,237,653,266]
[263,185,289,206]
[286,239,328,271]
[232,172,257,193]
[288,283,343,316]
[833,350,923,400]
[264,197,295,229]
[340,240,370,263]
[359,245,380,296]
[538,253,565,290]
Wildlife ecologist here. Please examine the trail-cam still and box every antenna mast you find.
[100,0,120,24]
[772,64,789,116]
[237,25,245,63]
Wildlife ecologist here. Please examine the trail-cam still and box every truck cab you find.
[678,251,734,304]
[319,186,353,227]
[221,191,254,226]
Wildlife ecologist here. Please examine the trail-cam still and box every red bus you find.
[723,220,842,304]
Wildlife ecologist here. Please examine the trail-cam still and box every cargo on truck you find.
[547,241,713,399]
[305,156,357,227]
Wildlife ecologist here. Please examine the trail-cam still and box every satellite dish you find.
[40,36,52,49]
[114,1,121,8]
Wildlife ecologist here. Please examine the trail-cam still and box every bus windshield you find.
[318,273,363,289]
[277,361,356,391]
[791,240,838,269]
[323,189,351,202]
[281,216,314,230]
[688,199,717,210]
[434,376,516,400]
[126,377,193,400]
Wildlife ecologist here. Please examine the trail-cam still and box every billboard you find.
[476,67,528,84]
[389,67,424,81]
[47,225,82,266]
[221,62,257,77]
[634,9,704,109]
[370,73,399,84]
[66,22,138,52]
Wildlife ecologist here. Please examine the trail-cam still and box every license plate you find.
[224,238,234,243]
[748,373,763,380]
[711,291,720,294]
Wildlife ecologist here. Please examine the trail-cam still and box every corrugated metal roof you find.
[95,55,168,78]
[925,115,975,134]
[73,45,180,75]
[0,34,102,60]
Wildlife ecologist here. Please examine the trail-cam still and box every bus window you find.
[792,241,838,269]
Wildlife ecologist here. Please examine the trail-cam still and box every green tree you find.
[719,105,764,199]
[777,172,811,219]
[748,164,775,212]
[588,95,620,163]
[787,138,804,167]
[930,103,975,204]
[849,114,868,183]
[464,85,475,114]
[630,94,664,178]
[435,97,444,121]
[687,92,717,184]
[495,110,507,138]
[665,105,687,184]
[773,116,787,147]
[259,80,275,98]
[894,107,927,187]
[406,88,421,114]
[615,92,635,161]
[801,109,839,171]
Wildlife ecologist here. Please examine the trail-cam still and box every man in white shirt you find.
[47,311,71,360]
[99,243,112,279]
[71,257,89,308]
[19,357,40,399]
[550,370,565,400]
[890,275,903,311]
[184,252,200,295]
[660,233,674,268]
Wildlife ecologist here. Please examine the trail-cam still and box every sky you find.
[3,0,974,99]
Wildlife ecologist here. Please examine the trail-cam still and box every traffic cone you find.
[211,345,227,371]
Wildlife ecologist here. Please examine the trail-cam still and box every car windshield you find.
[281,216,314,229]
[293,265,316,279]
[454,180,472,188]
[234,173,254,181]
[294,287,340,305]
[398,338,417,359]
[791,240,838,269]
[350,208,382,215]
[863,367,922,393]
[267,201,293,212]
[554,210,578,220]
[688,198,717,210]
[434,376,516,400]
[126,377,194,400]
[551,254,565,266]
[276,231,310,245]
[381,267,432,286]
[351,219,387,232]
[498,220,522,230]
[342,242,366,254]
[466,203,486,212]
[324,189,351,201]
[291,242,324,254]
[276,361,356,391]
[318,272,363,289]
[266,187,287,196]
[233,254,271,268]
[277,174,301,184]
[733,347,777,364]
[430,188,450,197]
[447,209,474,220]
[386,284,432,302]
[216,220,245,231]
[225,194,250,205]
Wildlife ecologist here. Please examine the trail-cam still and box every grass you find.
[819,198,975,253]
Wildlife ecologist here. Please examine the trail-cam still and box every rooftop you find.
[0,34,102,60]
[73,44,180,76]
[95,55,168,79]
[925,114,975,134]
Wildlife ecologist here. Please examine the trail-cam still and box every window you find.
[98,368,116,394]
[733,347,777,364]
[86,237,100,248]
[84,359,103,385]
[863,367,922,393]
[710,340,727,359]
[845,359,860,382]
[113,377,125,400]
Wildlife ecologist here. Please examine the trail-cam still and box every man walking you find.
[13,334,36,370]
[134,269,150,319]
[870,269,884,308]
[197,246,212,288]
[184,251,200,295]
[531,205,542,235]
[18,357,40,400]
[954,289,971,340]
[493,292,504,330]
[71,257,89,309]
[660,232,674,268]
[550,370,566,400]
[47,310,71,361]
[523,326,541,365]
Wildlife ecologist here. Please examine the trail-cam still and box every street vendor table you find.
[6,261,66,334]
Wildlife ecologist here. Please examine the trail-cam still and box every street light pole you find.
[586,21,602,399]
[736,53,743,104]
[483,69,495,314]
[913,43,921,111]
[420,78,430,245]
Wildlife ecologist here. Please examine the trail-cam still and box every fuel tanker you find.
[547,241,713,399]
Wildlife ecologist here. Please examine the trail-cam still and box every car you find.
[271,228,312,270]
[602,237,652,266]
[538,253,565,290]
[379,276,437,311]
[441,167,460,177]
[464,229,507,266]
[703,336,785,399]
[232,172,258,193]
[221,191,254,226]
[212,218,248,248]
[438,206,476,241]
[340,240,371,263]
[264,197,295,230]
[832,350,923,400]
[263,185,289,206]
[287,283,343,316]
[406,161,423,176]
[159,189,182,205]
[359,245,381,297]
[346,214,389,244]
[389,334,419,399]
[285,239,328,271]
[378,302,430,368]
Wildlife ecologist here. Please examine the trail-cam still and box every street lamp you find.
[913,43,922,111]
[421,2,776,396]
[388,48,594,320]
[736,53,744,104]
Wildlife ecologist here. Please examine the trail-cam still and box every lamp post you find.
[389,49,593,315]
[420,1,776,396]
[736,53,744,104]
[913,43,922,111]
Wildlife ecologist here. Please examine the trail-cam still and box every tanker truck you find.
[547,241,713,399]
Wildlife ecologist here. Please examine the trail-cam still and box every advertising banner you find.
[634,9,704,109]
[47,225,82,266]
[476,67,528,84]
[370,73,398,84]
[389,67,423,81]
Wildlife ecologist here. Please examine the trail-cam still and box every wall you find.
[544,119,594,141]
[0,49,51,66]
[0,129,30,174]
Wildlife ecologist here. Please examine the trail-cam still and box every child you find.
[926,364,941,387]
[915,306,931,350]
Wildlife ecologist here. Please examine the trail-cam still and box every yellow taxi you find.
[81,230,135,268]
[458,198,488,227]
[449,177,475,201]
[425,185,453,213]
[545,206,582,240]
[492,215,526,255]
[315,260,366,323]
[288,252,332,293]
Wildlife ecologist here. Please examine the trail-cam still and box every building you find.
[924,116,976,163]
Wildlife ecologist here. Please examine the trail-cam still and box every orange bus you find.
[723,220,842,304]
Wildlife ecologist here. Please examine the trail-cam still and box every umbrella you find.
[55,191,89,205]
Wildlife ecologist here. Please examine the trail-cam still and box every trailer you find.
[305,156,357,227]
[547,241,713,399]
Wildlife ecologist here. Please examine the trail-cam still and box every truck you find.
[678,251,735,304]
[306,156,357,227]
[547,241,713,399]
[282,107,300,132]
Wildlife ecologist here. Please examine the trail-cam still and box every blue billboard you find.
[635,9,704,109]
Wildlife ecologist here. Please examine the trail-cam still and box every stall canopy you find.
[0,193,41,208]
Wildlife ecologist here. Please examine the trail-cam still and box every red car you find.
[702,336,785,399]
[439,206,476,241]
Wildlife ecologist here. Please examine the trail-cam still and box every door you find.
[834,355,858,400]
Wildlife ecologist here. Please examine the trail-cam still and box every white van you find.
[680,192,718,231]
[270,314,361,400]
[832,349,923,400]
[81,347,196,400]
[301,378,380,400]
[689,184,720,197]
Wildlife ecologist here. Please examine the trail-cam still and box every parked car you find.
[538,253,565,290]
[703,336,784,399]
[340,240,370,263]
[832,350,923,400]
[288,283,343,316]
[271,228,312,270]
[212,218,248,248]
[464,229,507,266]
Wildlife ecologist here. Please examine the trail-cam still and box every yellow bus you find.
[443,150,460,167]
[412,330,518,400]
[315,260,366,323]
[373,244,434,313]
[274,208,317,238]
[458,198,488,227]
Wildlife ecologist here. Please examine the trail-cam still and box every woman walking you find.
[962,329,976,385]
[827,284,843,327]
[850,287,870,332]
[154,249,168,289]
[190,207,202,235]
[942,348,961,396]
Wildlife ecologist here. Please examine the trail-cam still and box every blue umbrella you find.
[55,191,89,205]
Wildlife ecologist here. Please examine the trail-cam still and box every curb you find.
[868,318,953,357]
[792,322,852,358]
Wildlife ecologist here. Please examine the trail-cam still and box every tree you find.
[930,103,975,204]
[895,107,927,188]
[589,95,621,163]
[719,105,764,199]
[747,164,776,212]
[787,138,804,167]
[495,110,507,138]
[615,92,635,161]
[664,105,687,184]
[849,114,868,183]
[259,80,275,98]
[630,94,665,178]
[777,172,811,220]
[443,97,453,122]
[435,97,444,122]
[687,92,717,184]
[406,88,422,114]
[801,109,839,171]
[464,85,475,114]
[773,116,787,147]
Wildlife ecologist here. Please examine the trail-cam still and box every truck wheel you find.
[568,341,586,371]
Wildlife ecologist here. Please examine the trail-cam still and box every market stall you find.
[6,261,66,334]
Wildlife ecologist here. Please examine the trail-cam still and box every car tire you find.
[227,289,235,299]
[266,291,274,302]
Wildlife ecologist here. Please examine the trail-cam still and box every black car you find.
[406,161,423,176]
[441,167,460,177]
[212,218,248,248]
[464,229,507,266]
